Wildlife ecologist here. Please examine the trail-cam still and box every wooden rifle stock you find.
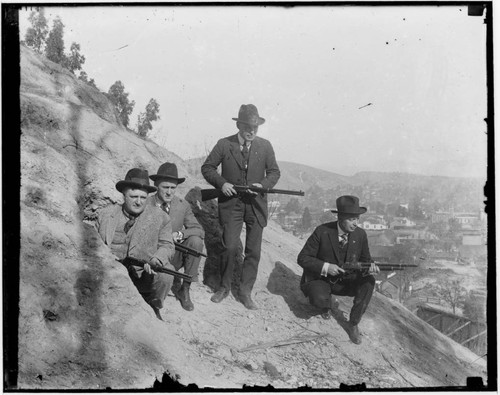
[200,185,305,201]
[122,257,193,281]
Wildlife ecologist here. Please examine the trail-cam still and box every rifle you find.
[200,185,305,201]
[122,257,193,281]
[174,241,207,258]
[342,262,419,272]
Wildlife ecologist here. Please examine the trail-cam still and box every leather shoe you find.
[174,286,194,311]
[321,308,332,320]
[348,323,362,345]
[239,294,258,310]
[211,288,229,303]
[150,298,164,321]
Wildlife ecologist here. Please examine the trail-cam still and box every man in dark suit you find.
[96,168,175,320]
[147,162,205,312]
[201,104,281,309]
[297,195,379,344]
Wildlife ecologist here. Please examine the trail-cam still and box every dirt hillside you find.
[17,45,487,390]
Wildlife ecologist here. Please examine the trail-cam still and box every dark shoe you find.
[171,277,182,296]
[174,286,194,311]
[239,294,258,310]
[150,298,164,321]
[348,323,362,345]
[321,308,332,320]
[211,288,229,303]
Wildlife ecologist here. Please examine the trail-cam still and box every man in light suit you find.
[298,195,379,344]
[147,162,205,312]
[96,168,175,320]
[201,104,281,309]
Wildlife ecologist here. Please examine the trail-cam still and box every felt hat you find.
[232,104,265,126]
[149,162,186,184]
[331,195,367,215]
[116,168,157,193]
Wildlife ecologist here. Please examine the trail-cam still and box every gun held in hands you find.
[200,185,305,201]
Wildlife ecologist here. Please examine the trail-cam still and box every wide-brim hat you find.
[116,168,157,194]
[331,195,367,215]
[232,104,265,126]
[149,162,186,184]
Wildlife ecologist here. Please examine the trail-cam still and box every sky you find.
[18,4,488,179]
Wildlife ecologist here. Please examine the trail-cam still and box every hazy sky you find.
[19,5,488,179]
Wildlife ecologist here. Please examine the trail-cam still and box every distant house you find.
[390,217,416,229]
[395,229,438,244]
[360,215,388,230]
[462,231,482,246]
[431,210,481,227]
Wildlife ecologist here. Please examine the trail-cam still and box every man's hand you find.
[327,263,345,277]
[221,182,237,196]
[145,257,163,275]
[173,231,184,242]
[247,183,263,196]
[368,263,380,274]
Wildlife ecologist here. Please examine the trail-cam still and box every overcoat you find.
[96,203,174,265]
[297,221,371,288]
[201,133,280,227]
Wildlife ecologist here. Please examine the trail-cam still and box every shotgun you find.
[200,185,305,201]
[122,256,193,281]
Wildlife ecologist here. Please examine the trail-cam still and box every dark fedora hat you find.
[331,195,367,215]
[116,168,157,194]
[149,162,186,184]
[232,104,265,126]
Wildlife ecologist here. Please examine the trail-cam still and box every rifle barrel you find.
[174,241,207,257]
[123,257,193,281]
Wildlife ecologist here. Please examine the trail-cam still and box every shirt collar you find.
[237,133,251,148]
[337,222,347,237]
[154,194,163,207]
[122,207,139,220]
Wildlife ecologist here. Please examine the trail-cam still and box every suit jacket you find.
[297,221,371,287]
[201,133,280,227]
[96,204,174,265]
[146,195,204,239]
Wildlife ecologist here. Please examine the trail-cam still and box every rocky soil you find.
[15,45,488,390]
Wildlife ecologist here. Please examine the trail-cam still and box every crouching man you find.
[148,162,205,311]
[96,168,175,320]
[297,195,379,344]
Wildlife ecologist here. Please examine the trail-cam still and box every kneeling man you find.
[96,168,175,320]
[297,195,379,344]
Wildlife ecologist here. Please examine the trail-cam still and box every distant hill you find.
[186,158,485,212]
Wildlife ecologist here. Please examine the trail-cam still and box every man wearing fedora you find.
[147,162,205,312]
[297,195,379,344]
[201,104,280,309]
[96,168,175,320]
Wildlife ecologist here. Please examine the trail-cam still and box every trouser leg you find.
[220,201,244,291]
[239,204,264,296]
[172,235,204,283]
[349,275,375,325]
[302,279,332,309]
[130,268,173,308]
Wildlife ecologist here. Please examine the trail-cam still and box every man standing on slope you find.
[147,162,205,312]
[96,168,175,320]
[201,104,281,310]
[297,195,379,344]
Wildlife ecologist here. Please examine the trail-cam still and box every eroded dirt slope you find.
[18,45,487,390]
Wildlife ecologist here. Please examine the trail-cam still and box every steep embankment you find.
[19,45,487,390]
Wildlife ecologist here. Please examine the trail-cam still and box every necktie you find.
[162,202,170,214]
[124,217,136,234]
[340,233,348,248]
[242,143,249,168]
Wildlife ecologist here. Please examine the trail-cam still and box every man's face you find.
[156,179,178,203]
[123,188,148,216]
[339,215,360,233]
[237,122,258,143]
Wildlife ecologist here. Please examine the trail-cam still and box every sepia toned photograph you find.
[4,2,492,391]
